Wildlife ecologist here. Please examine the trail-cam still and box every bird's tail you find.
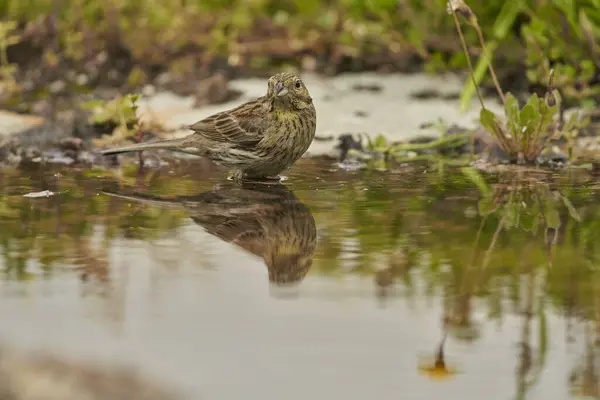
[100,138,189,156]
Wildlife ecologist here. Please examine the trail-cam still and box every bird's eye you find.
[295,80,302,89]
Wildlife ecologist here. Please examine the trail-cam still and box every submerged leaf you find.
[461,167,491,195]
[478,195,496,216]
[561,195,581,222]
[544,206,561,230]
[520,202,540,233]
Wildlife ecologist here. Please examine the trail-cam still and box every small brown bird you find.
[101,72,317,181]
[102,181,317,286]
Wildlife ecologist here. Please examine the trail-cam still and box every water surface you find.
[1,158,599,399]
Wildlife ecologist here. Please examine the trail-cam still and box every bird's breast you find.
[263,109,316,148]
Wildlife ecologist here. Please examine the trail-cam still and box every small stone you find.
[22,80,35,91]
[66,70,77,80]
[108,69,119,81]
[23,190,54,198]
[96,51,108,64]
[142,84,156,97]
[194,71,240,107]
[75,74,89,86]
[0,110,45,136]
[155,72,172,86]
[301,56,317,71]
[48,80,66,93]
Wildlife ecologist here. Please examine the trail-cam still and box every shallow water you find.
[1,157,600,399]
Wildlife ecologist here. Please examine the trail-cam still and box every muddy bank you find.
[133,72,506,158]
[0,72,503,161]
[1,71,599,172]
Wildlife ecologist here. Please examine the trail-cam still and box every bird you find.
[100,72,317,182]
[102,181,317,286]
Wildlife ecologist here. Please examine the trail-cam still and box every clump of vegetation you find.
[0,20,20,100]
[83,93,152,148]
[353,0,595,170]
[83,94,140,129]
[462,166,581,235]
[449,0,591,165]
[479,89,589,164]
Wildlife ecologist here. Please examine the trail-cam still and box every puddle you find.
[0,159,599,399]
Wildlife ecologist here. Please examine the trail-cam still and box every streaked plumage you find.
[103,182,317,286]
[101,72,317,181]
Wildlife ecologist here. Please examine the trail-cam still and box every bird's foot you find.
[245,175,284,184]
[228,171,286,185]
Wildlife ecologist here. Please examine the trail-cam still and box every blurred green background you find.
[0,0,598,107]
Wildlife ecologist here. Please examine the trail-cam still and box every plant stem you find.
[451,8,486,110]
[472,25,505,104]
[392,132,471,152]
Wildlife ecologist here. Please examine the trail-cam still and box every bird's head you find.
[266,252,314,286]
[267,72,313,111]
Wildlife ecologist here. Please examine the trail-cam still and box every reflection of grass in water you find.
[0,166,190,280]
[307,166,600,340]
[302,165,600,397]
[3,163,600,324]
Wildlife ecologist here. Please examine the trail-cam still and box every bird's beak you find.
[275,82,288,97]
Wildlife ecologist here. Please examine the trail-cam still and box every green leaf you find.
[544,206,561,229]
[562,111,581,133]
[518,104,538,132]
[373,135,388,151]
[480,108,505,140]
[503,202,518,229]
[524,92,540,111]
[520,199,540,232]
[493,0,523,39]
[461,167,491,195]
[478,195,496,216]
[504,92,521,135]
[459,41,499,112]
[81,99,105,110]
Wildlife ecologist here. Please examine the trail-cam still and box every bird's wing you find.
[189,102,266,145]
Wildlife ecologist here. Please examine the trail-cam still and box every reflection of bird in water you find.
[103,182,317,286]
